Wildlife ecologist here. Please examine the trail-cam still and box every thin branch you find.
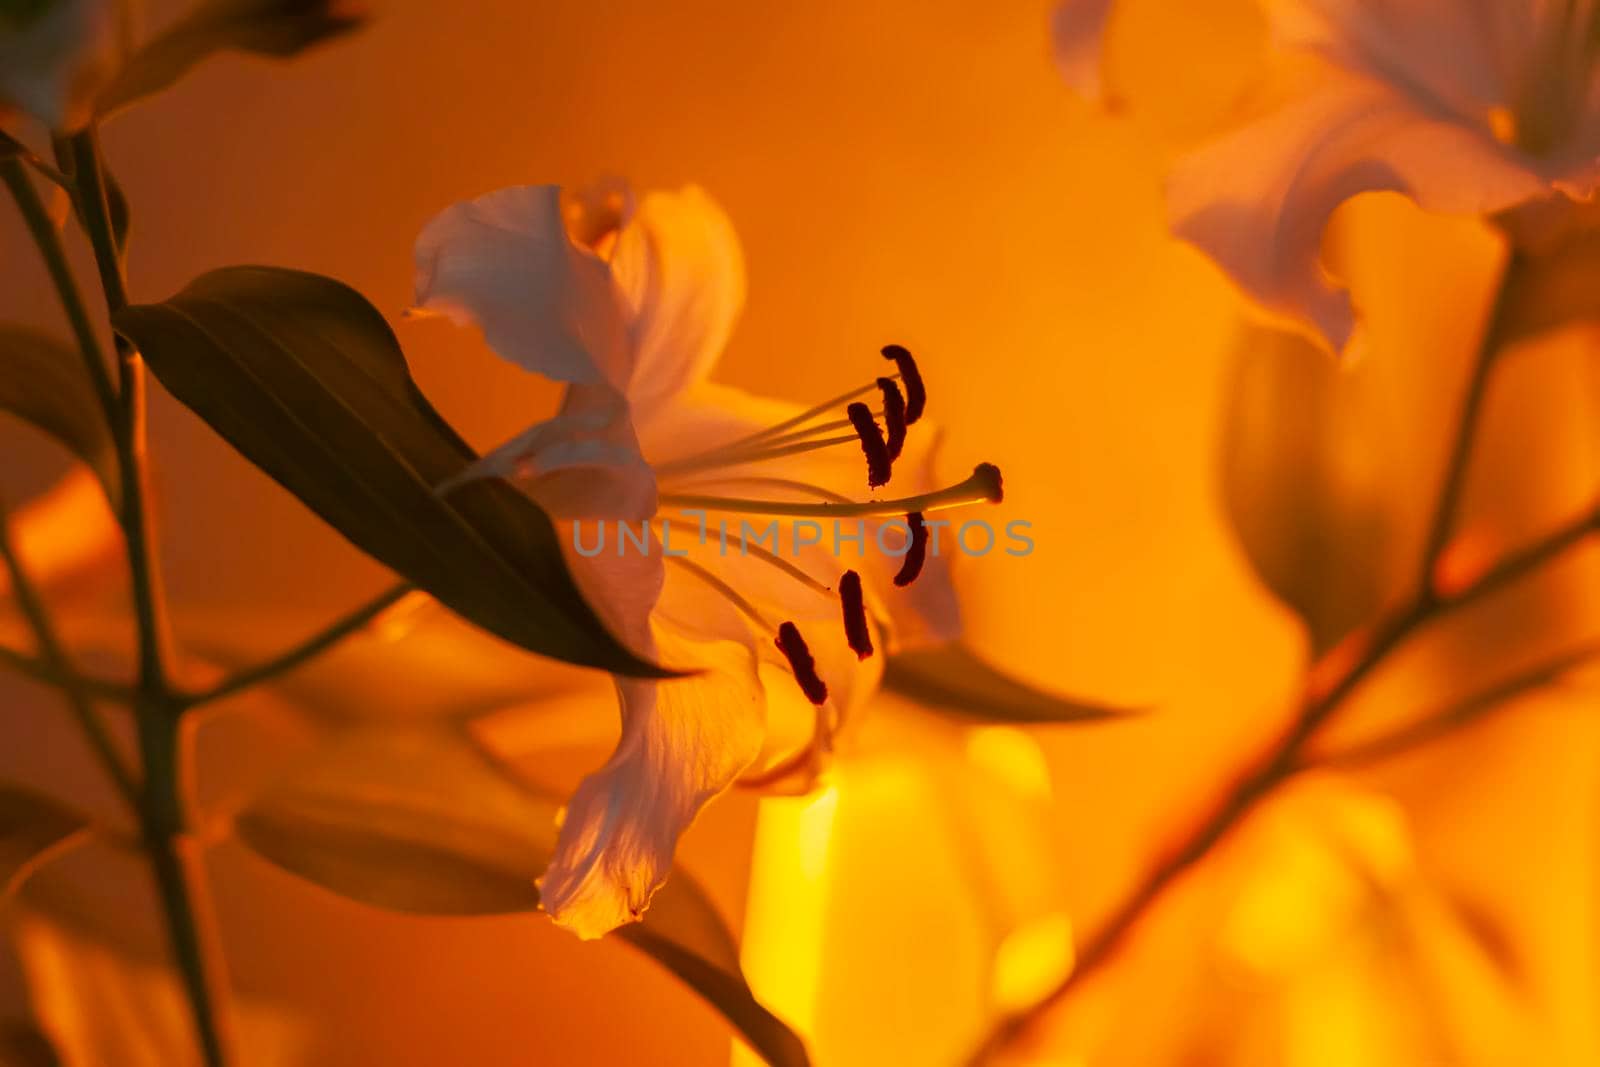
[0,643,137,703]
[181,582,413,709]
[0,158,119,421]
[1306,640,1600,770]
[0,506,139,806]
[1414,254,1522,588]
[59,128,174,693]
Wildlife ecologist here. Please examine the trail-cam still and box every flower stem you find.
[181,582,414,709]
[136,707,232,1067]
[1307,639,1600,770]
[57,126,230,1067]
[0,158,119,423]
[61,128,175,693]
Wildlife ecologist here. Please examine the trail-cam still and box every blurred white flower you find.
[1056,0,1600,351]
[0,0,119,131]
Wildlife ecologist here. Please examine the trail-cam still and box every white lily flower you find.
[1056,0,1600,351]
[413,180,998,938]
[0,0,119,131]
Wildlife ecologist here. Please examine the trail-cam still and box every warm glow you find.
[990,912,1075,1015]
[966,726,1054,803]
[734,786,840,1065]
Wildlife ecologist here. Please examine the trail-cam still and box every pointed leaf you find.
[97,0,367,118]
[0,784,88,899]
[883,643,1133,724]
[1219,325,1397,655]
[113,266,663,677]
[0,327,118,508]
[234,727,808,1067]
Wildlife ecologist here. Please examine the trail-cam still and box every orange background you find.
[2,0,1599,1063]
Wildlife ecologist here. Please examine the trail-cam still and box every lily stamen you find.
[847,401,893,488]
[894,512,929,587]
[656,420,886,479]
[878,378,907,461]
[881,344,925,423]
[839,570,873,659]
[668,475,853,505]
[775,621,829,706]
[660,463,1004,519]
[660,375,902,478]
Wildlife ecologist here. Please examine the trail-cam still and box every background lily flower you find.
[0,0,119,131]
[414,180,985,939]
[1056,0,1600,351]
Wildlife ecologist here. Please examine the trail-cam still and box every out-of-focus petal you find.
[611,186,746,419]
[1168,76,1547,351]
[538,602,763,939]
[413,185,631,388]
[1051,0,1118,101]
[1263,0,1537,121]
[14,912,308,1067]
[0,0,119,131]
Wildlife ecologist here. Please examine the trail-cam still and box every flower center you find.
[649,345,1003,709]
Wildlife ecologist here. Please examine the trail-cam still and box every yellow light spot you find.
[1,469,118,596]
[966,726,1053,801]
[734,786,840,1066]
[370,589,436,643]
[990,912,1075,1015]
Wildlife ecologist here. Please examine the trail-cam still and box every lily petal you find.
[1168,74,1548,350]
[538,585,763,939]
[449,383,657,523]
[1051,0,1118,101]
[414,185,631,389]
[1264,0,1540,122]
[611,186,746,419]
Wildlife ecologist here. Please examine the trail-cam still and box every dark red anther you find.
[876,377,907,461]
[775,622,829,706]
[893,512,928,587]
[881,344,926,424]
[847,401,892,489]
[839,570,874,660]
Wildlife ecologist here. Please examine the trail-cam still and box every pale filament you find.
[654,374,899,477]
[659,465,1002,520]
[651,519,834,600]
[662,555,776,635]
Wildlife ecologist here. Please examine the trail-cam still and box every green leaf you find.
[0,327,119,508]
[114,266,663,677]
[883,643,1133,724]
[97,0,367,118]
[0,784,88,899]
[1219,325,1398,655]
[234,727,808,1067]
